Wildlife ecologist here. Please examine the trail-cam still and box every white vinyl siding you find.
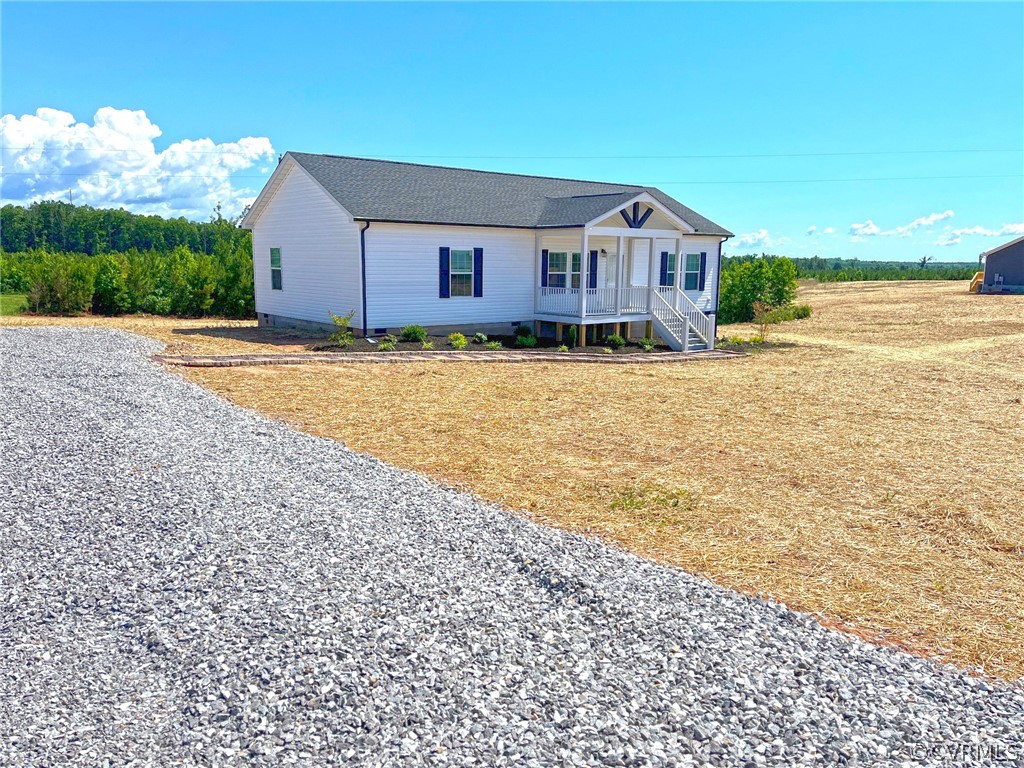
[365,223,534,327]
[250,161,362,326]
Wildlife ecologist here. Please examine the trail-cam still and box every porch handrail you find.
[672,288,713,345]
[650,289,691,352]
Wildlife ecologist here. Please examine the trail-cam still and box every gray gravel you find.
[1,328,1022,768]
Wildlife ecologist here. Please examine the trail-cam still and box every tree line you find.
[1,202,254,317]
[1,200,249,255]
[726,253,977,282]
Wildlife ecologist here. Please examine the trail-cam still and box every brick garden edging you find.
[153,348,746,367]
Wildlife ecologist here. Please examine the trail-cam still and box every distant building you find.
[979,236,1024,293]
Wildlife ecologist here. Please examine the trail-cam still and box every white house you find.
[240,153,733,351]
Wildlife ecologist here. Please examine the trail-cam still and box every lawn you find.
[4,281,1023,680]
[0,294,27,316]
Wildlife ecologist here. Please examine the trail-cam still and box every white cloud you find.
[849,210,954,240]
[806,225,817,235]
[935,223,1024,246]
[822,227,835,235]
[0,107,276,219]
[849,220,881,238]
[728,229,790,251]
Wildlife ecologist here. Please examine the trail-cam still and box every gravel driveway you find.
[1,328,1022,767]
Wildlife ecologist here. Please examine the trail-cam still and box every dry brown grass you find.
[8,281,1024,679]
[0,314,320,355]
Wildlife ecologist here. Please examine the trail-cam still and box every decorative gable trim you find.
[586,192,697,233]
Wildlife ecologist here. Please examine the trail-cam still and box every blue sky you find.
[2,2,1022,261]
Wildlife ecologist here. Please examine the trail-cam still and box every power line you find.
[1,146,1021,159]
[2,172,1021,184]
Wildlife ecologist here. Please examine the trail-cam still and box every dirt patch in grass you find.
[182,280,1024,681]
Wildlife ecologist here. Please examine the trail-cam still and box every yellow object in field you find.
[969,271,984,293]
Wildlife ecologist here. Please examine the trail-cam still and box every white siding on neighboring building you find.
[364,223,536,329]
[250,161,362,327]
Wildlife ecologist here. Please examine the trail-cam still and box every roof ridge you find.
[288,151,648,190]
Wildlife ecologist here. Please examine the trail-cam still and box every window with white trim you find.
[547,252,581,289]
[270,247,282,290]
[450,249,474,297]
[684,253,701,291]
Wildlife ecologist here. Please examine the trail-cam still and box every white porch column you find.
[674,236,683,311]
[535,232,544,314]
[579,228,589,318]
[615,235,624,315]
[647,237,656,312]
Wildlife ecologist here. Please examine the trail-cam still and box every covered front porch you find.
[532,201,715,350]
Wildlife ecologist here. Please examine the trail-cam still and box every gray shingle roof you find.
[288,152,732,236]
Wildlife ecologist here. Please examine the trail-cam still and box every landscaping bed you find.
[311,333,674,355]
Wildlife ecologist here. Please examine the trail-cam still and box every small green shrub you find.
[605,334,626,349]
[328,310,357,348]
[752,301,773,342]
[448,332,468,350]
[762,303,813,324]
[514,324,534,338]
[484,340,503,351]
[399,324,428,343]
[377,334,398,352]
[566,325,578,348]
[421,340,434,350]
[638,337,656,352]
[472,332,488,344]
[515,334,538,348]
[557,345,570,353]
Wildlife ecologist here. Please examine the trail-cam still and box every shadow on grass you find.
[170,325,328,348]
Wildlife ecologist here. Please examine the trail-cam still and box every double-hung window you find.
[547,252,567,288]
[547,252,582,289]
[684,253,701,291]
[270,247,283,290]
[450,249,474,297]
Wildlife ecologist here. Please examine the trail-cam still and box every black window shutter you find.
[541,249,549,287]
[698,252,707,291]
[439,247,450,298]
[659,251,669,286]
[588,251,598,289]
[473,247,483,297]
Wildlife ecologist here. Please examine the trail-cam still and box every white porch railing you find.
[584,287,617,314]
[538,285,712,344]
[536,287,578,315]
[537,286,650,316]
[619,286,648,314]
[651,289,691,351]
[675,290,713,345]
